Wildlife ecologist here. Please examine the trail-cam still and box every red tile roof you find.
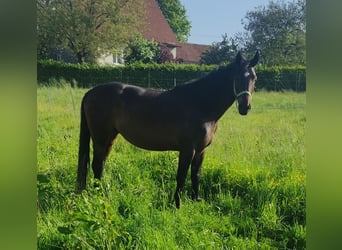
[142,0,178,44]
[177,43,210,64]
[141,0,209,64]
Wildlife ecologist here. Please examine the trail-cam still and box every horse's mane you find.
[172,62,236,93]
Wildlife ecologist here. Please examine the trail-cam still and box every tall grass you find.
[37,83,306,249]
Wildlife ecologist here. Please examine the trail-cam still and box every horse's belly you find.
[115,106,183,151]
[118,126,179,151]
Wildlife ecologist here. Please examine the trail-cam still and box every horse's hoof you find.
[174,192,181,209]
[75,184,86,194]
[175,199,180,209]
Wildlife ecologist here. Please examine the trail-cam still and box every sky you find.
[179,0,290,45]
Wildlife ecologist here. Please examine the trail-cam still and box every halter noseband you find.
[233,80,252,99]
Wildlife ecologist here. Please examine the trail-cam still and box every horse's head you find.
[234,51,259,115]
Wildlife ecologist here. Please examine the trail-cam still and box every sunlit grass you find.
[37,85,305,249]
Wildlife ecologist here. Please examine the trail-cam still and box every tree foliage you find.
[240,0,306,66]
[124,35,176,65]
[124,35,160,65]
[37,0,144,63]
[200,34,239,65]
[157,0,191,42]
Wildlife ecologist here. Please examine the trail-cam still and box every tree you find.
[156,0,191,42]
[240,0,306,66]
[200,34,239,65]
[124,35,160,64]
[37,0,144,63]
[124,35,176,64]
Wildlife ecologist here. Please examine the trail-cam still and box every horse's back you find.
[82,83,124,117]
[82,83,181,150]
[83,82,124,98]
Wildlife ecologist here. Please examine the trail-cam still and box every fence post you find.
[297,72,301,92]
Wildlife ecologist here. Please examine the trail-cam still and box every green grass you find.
[37,83,306,249]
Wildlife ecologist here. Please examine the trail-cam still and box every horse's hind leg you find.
[92,144,106,181]
[92,132,118,181]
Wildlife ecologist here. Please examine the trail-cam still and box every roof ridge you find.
[141,0,210,63]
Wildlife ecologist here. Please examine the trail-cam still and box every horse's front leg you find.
[174,148,195,209]
[191,150,205,202]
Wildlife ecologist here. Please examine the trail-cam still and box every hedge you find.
[255,66,306,91]
[37,60,306,91]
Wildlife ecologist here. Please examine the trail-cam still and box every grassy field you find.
[37,84,306,249]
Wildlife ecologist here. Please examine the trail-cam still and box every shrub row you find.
[37,60,306,91]
[256,66,306,91]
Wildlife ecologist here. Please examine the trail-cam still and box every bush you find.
[256,65,306,91]
[124,35,160,65]
[37,60,306,91]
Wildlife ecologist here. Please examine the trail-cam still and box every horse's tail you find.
[76,97,90,192]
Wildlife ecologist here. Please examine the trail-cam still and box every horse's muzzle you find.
[238,104,251,115]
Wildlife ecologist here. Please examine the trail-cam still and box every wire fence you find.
[108,71,306,92]
[37,61,306,92]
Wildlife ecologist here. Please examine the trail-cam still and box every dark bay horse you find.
[77,51,259,208]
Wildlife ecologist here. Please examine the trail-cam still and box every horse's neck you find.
[206,78,236,121]
[186,68,236,121]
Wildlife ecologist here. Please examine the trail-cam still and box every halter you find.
[233,80,252,99]
[233,71,252,99]
[233,71,252,112]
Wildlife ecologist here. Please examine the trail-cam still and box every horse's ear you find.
[235,51,243,65]
[248,50,260,68]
